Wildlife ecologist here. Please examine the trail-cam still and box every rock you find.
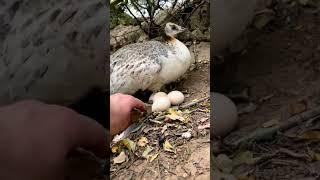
[177,30,194,42]
[110,25,148,52]
[192,29,204,39]
[213,0,256,54]
[0,0,106,106]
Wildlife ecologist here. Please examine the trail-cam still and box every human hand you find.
[110,93,145,136]
[0,100,106,180]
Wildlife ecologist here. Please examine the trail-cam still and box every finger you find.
[127,97,146,111]
[67,113,107,159]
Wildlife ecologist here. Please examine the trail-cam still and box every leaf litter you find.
[110,95,210,178]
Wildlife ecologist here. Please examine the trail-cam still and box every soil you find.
[213,5,320,180]
[110,42,210,180]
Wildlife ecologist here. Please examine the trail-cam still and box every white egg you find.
[212,92,238,137]
[168,91,185,105]
[152,96,171,112]
[149,92,167,102]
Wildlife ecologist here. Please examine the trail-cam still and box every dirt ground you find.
[110,42,210,180]
[213,4,320,180]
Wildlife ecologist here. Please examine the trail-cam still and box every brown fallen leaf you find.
[233,151,260,166]
[253,10,275,29]
[308,149,320,161]
[299,130,320,140]
[163,140,176,153]
[289,100,307,116]
[113,151,127,164]
[262,119,279,128]
[142,145,153,158]
[149,153,159,162]
[122,138,136,152]
[198,123,210,130]
[161,125,168,134]
[137,137,148,147]
[111,144,121,154]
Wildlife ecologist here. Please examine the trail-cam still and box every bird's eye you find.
[171,25,177,30]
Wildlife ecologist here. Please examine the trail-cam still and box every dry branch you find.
[228,106,320,148]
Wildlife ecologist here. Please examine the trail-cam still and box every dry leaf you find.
[163,140,175,153]
[290,101,307,115]
[200,117,209,122]
[308,149,320,161]
[166,109,186,122]
[142,145,153,158]
[111,145,121,154]
[262,119,279,128]
[233,151,259,166]
[122,138,136,152]
[143,127,160,133]
[149,153,159,162]
[161,125,168,134]
[113,151,127,164]
[299,130,320,140]
[198,123,210,130]
[254,12,274,29]
[137,137,149,147]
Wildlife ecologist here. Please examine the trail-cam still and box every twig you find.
[271,159,301,166]
[305,115,320,127]
[149,119,164,124]
[228,106,320,148]
[183,1,207,24]
[180,96,209,109]
[278,148,310,160]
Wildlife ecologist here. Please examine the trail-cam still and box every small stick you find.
[149,119,164,124]
[180,96,209,109]
[228,106,320,148]
[278,148,310,159]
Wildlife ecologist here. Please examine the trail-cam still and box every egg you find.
[149,92,167,102]
[152,96,171,112]
[168,91,185,105]
[212,92,238,137]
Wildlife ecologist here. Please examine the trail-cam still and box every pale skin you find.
[0,93,144,179]
[110,93,146,136]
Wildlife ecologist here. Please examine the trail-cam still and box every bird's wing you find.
[110,41,168,94]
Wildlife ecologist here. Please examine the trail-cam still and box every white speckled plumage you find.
[110,22,193,95]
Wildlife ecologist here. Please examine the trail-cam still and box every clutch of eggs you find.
[151,91,185,112]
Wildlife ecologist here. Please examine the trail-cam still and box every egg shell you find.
[212,92,238,137]
[167,91,185,105]
[149,92,167,102]
[152,96,171,112]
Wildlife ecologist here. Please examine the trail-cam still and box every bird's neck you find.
[162,32,176,43]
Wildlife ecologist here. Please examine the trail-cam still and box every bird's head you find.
[164,22,186,37]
